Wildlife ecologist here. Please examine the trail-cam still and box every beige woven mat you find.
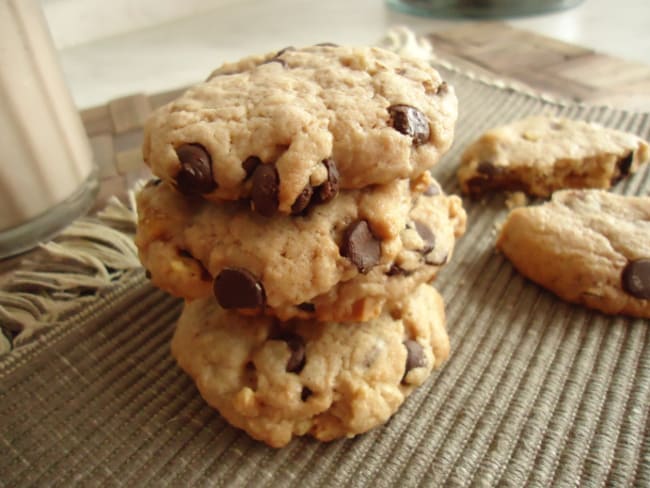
[1,62,649,487]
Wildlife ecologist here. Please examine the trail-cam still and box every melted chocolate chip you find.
[477,161,501,176]
[466,163,528,197]
[621,259,650,299]
[291,185,314,215]
[619,152,634,176]
[301,387,313,401]
[315,42,339,47]
[424,184,440,196]
[403,340,425,380]
[413,220,436,254]
[251,164,279,217]
[297,302,316,313]
[144,269,152,280]
[317,158,340,203]
[214,267,265,310]
[340,220,381,273]
[275,333,306,373]
[388,105,430,146]
[242,156,261,178]
[175,144,217,195]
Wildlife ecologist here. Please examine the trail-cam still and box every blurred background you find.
[39,0,650,109]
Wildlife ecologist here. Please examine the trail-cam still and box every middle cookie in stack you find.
[135,44,466,445]
[137,173,465,322]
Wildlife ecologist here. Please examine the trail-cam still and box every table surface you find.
[45,0,650,110]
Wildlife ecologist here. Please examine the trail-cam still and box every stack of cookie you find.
[135,45,466,447]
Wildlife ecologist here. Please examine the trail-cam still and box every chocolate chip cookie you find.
[458,116,649,198]
[136,174,466,322]
[171,283,449,447]
[497,189,650,318]
[142,44,457,215]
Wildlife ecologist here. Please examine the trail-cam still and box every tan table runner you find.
[1,56,649,486]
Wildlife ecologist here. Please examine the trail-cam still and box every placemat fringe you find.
[0,190,141,352]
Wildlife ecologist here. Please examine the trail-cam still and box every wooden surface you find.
[429,22,650,110]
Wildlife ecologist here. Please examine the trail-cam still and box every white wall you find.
[39,0,237,48]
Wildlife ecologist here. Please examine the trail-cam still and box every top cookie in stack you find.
[142,44,457,216]
[136,44,465,323]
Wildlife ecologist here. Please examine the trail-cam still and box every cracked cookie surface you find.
[143,45,457,215]
[497,189,650,318]
[171,283,449,447]
[458,116,649,198]
[135,173,466,322]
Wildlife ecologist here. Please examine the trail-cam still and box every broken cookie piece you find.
[458,116,649,198]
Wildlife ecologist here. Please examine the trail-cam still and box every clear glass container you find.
[0,0,98,259]
[387,0,585,18]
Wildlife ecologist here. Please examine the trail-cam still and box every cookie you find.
[136,173,466,322]
[143,44,457,215]
[497,189,650,318]
[458,116,649,198]
[171,283,450,447]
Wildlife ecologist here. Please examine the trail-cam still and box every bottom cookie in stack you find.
[172,283,449,447]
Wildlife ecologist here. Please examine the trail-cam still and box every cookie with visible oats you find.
[135,173,466,322]
[458,116,649,198]
[142,44,457,216]
[497,189,650,318]
[171,283,449,447]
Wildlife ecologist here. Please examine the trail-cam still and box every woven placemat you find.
[1,61,649,487]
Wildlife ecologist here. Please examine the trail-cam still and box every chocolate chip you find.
[178,249,193,258]
[612,152,634,184]
[262,58,287,68]
[275,333,306,373]
[276,46,295,56]
[301,387,313,401]
[388,105,430,146]
[387,264,413,277]
[175,144,217,195]
[477,161,500,176]
[317,158,340,203]
[403,340,425,380]
[293,159,340,213]
[621,259,650,299]
[242,156,261,178]
[315,42,339,47]
[340,220,381,273]
[144,269,152,280]
[619,152,634,176]
[291,185,314,215]
[387,264,404,276]
[424,184,440,196]
[297,302,316,313]
[214,267,265,310]
[251,164,279,217]
[413,220,435,254]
